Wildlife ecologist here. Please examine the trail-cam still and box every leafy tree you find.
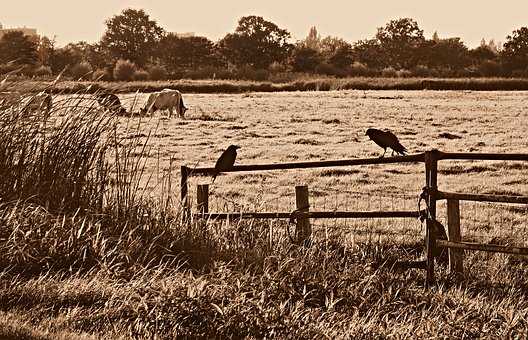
[426,38,470,70]
[289,46,321,72]
[37,36,55,66]
[469,45,497,64]
[0,31,38,65]
[353,39,385,69]
[501,27,528,74]
[158,34,218,71]
[304,26,320,50]
[101,9,164,66]
[376,18,425,69]
[218,16,292,69]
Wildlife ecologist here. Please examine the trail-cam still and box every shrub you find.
[33,65,52,77]
[348,62,371,77]
[235,65,269,81]
[70,62,93,80]
[92,68,112,81]
[395,69,413,78]
[381,67,397,77]
[268,61,288,73]
[412,65,434,77]
[133,69,150,81]
[478,60,503,77]
[148,65,168,81]
[113,59,136,81]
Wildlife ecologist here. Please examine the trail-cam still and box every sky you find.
[1,1,527,48]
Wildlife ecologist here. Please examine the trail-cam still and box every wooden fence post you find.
[425,150,439,287]
[181,165,190,219]
[197,184,209,215]
[295,185,311,246]
[447,199,464,276]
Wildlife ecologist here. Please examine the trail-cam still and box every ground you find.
[2,89,528,338]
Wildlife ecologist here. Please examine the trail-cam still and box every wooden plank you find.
[436,190,528,204]
[295,185,311,246]
[192,210,422,220]
[197,184,209,214]
[425,150,439,287]
[437,240,528,256]
[188,153,426,176]
[447,199,463,275]
[438,152,528,161]
[180,165,189,219]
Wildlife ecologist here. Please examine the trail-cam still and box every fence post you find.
[295,185,311,246]
[447,199,464,276]
[181,165,190,219]
[197,184,209,215]
[425,150,439,287]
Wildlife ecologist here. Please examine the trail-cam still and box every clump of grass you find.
[294,138,321,145]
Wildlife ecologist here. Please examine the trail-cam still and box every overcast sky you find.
[2,1,527,47]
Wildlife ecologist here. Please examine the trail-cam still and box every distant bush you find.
[268,61,288,73]
[478,60,503,77]
[395,69,413,78]
[148,65,168,81]
[235,65,269,81]
[33,65,52,77]
[348,62,372,77]
[381,67,397,77]
[113,59,136,81]
[70,62,93,80]
[412,65,434,77]
[133,69,150,81]
[92,68,112,81]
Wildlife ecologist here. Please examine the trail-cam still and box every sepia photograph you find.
[1,1,528,338]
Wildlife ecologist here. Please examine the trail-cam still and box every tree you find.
[218,16,292,69]
[100,8,164,66]
[38,36,55,66]
[304,26,320,50]
[501,27,528,74]
[426,38,470,70]
[158,34,218,71]
[353,39,385,69]
[0,31,38,65]
[376,18,425,69]
[289,45,321,72]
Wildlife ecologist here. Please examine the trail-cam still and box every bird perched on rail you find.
[366,128,407,158]
[212,145,241,183]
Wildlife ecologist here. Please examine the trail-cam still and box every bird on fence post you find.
[366,128,407,157]
[212,145,241,183]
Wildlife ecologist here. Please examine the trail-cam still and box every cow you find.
[96,92,128,116]
[20,91,53,117]
[140,89,187,118]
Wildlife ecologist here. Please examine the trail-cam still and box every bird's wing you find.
[384,131,407,154]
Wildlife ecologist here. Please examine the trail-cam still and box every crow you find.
[212,145,241,183]
[366,128,407,158]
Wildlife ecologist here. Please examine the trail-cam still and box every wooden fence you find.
[181,149,528,285]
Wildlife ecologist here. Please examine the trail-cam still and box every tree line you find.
[1,9,528,81]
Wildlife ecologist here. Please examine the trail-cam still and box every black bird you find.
[212,145,241,183]
[366,128,407,157]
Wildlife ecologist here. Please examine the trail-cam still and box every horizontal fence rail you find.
[437,240,528,256]
[437,151,528,161]
[187,153,425,176]
[435,190,528,204]
[193,210,423,220]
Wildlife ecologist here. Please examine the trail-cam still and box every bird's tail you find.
[211,170,219,184]
[396,143,408,155]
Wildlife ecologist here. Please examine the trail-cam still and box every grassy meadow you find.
[1,86,528,338]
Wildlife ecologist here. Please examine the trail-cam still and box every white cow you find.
[140,89,187,118]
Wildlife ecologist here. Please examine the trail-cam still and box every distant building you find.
[0,24,39,42]
[172,32,195,38]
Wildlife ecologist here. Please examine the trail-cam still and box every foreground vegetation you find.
[1,85,528,338]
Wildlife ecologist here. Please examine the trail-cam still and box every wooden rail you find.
[435,190,528,204]
[192,210,423,220]
[188,153,425,176]
[437,240,528,256]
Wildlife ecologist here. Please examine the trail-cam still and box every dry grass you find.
[1,83,528,338]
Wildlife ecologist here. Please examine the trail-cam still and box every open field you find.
[2,89,528,338]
